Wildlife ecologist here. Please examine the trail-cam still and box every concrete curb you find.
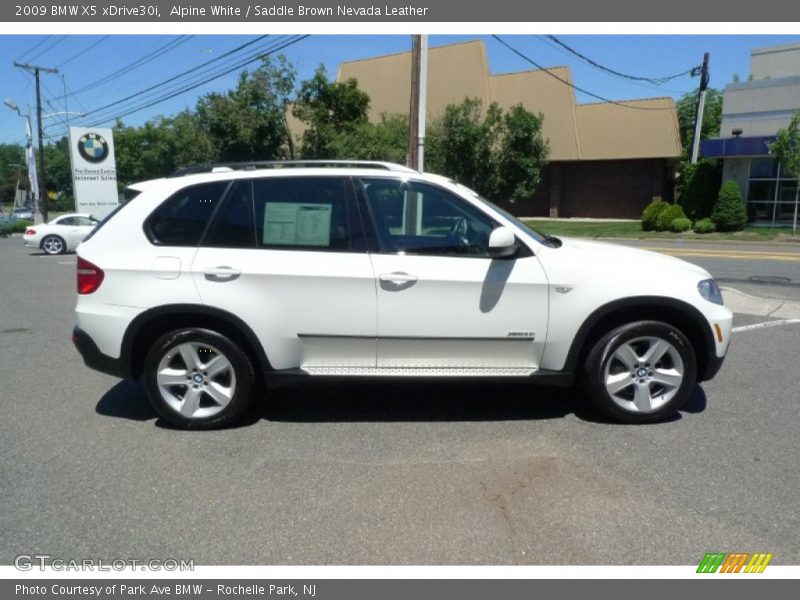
[722,286,800,319]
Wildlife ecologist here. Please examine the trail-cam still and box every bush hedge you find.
[641,199,669,231]
[712,181,747,232]
[0,219,33,236]
[693,218,716,234]
[679,160,721,221]
[671,217,692,232]
[655,204,687,232]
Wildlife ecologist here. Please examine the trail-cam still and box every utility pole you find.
[418,35,428,172]
[14,61,59,223]
[408,35,421,170]
[690,52,710,165]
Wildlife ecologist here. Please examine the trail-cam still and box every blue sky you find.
[1,34,799,146]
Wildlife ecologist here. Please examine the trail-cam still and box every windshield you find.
[451,182,547,244]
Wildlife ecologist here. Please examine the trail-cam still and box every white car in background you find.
[23,213,100,255]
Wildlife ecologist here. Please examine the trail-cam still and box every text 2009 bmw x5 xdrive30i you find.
[72,161,732,428]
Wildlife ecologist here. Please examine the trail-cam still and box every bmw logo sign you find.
[77,132,109,163]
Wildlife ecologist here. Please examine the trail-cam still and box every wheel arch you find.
[121,304,272,384]
[564,296,715,382]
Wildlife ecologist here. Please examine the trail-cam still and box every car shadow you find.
[95,378,708,428]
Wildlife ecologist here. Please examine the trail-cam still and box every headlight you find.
[698,279,724,305]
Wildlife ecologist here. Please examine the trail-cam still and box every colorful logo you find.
[77,132,109,163]
[697,552,773,573]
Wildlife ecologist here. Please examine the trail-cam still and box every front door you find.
[358,178,549,371]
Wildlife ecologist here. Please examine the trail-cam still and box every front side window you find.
[74,216,99,227]
[359,178,496,257]
[253,177,352,251]
[145,181,228,246]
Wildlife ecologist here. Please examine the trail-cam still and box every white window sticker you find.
[263,202,332,247]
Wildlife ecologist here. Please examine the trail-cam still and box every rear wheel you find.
[143,328,255,429]
[583,321,697,424]
[41,235,66,255]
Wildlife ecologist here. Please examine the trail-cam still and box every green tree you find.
[769,112,800,235]
[425,98,502,196]
[42,136,74,211]
[712,180,747,232]
[495,104,549,202]
[292,66,370,159]
[676,87,723,160]
[0,143,26,207]
[679,159,721,221]
[328,114,408,163]
[196,55,297,162]
[426,98,548,202]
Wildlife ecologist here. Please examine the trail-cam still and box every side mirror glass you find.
[488,226,518,259]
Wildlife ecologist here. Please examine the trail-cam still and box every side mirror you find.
[488,226,518,259]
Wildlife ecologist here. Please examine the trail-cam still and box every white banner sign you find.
[68,127,119,219]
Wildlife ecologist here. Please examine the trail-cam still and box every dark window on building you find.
[204,182,255,248]
[253,177,352,251]
[145,181,228,246]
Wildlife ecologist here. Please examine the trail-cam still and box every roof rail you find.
[167,160,418,178]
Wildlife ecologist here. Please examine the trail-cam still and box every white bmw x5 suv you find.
[73,161,732,428]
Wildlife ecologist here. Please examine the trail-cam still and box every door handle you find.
[203,266,241,282]
[378,272,418,284]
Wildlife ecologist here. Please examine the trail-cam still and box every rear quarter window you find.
[145,181,229,246]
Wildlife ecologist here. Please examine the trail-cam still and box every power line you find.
[77,35,271,120]
[15,35,52,62]
[27,35,68,62]
[56,36,111,68]
[535,36,693,96]
[47,36,309,137]
[543,35,697,85]
[491,35,678,111]
[48,36,286,133]
[70,36,194,96]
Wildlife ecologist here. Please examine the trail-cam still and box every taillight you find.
[77,257,104,294]
[25,228,36,235]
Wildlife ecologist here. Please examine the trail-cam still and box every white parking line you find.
[732,319,800,333]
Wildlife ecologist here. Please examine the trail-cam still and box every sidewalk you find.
[722,286,800,319]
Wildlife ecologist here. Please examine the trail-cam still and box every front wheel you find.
[143,328,255,429]
[583,321,697,424]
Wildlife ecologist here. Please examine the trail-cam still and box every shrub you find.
[655,204,687,231]
[712,181,747,232]
[642,198,669,231]
[679,160,721,221]
[0,219,33,236]
[671,217,692,232]
[693,218,716,234]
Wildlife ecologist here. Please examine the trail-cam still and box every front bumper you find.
[72,326,128,378]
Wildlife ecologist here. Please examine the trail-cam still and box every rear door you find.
[357,177,549,371]
[191,176,377,371]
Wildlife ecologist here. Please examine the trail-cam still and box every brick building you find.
[323,40,682,218]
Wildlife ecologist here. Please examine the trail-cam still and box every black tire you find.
[41,235,66,255]
[143,328,255,429]
[582,320,697,424]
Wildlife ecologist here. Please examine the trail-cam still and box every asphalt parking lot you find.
[1,236,799,565]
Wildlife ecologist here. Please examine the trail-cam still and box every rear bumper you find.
[72,325,128,379]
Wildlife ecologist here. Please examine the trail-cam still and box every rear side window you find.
[253,177,352,251]
[145,181,228,246]
[204,182,255,248]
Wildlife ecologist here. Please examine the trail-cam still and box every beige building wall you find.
[337,40,491,121]
[750,43,800,80]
